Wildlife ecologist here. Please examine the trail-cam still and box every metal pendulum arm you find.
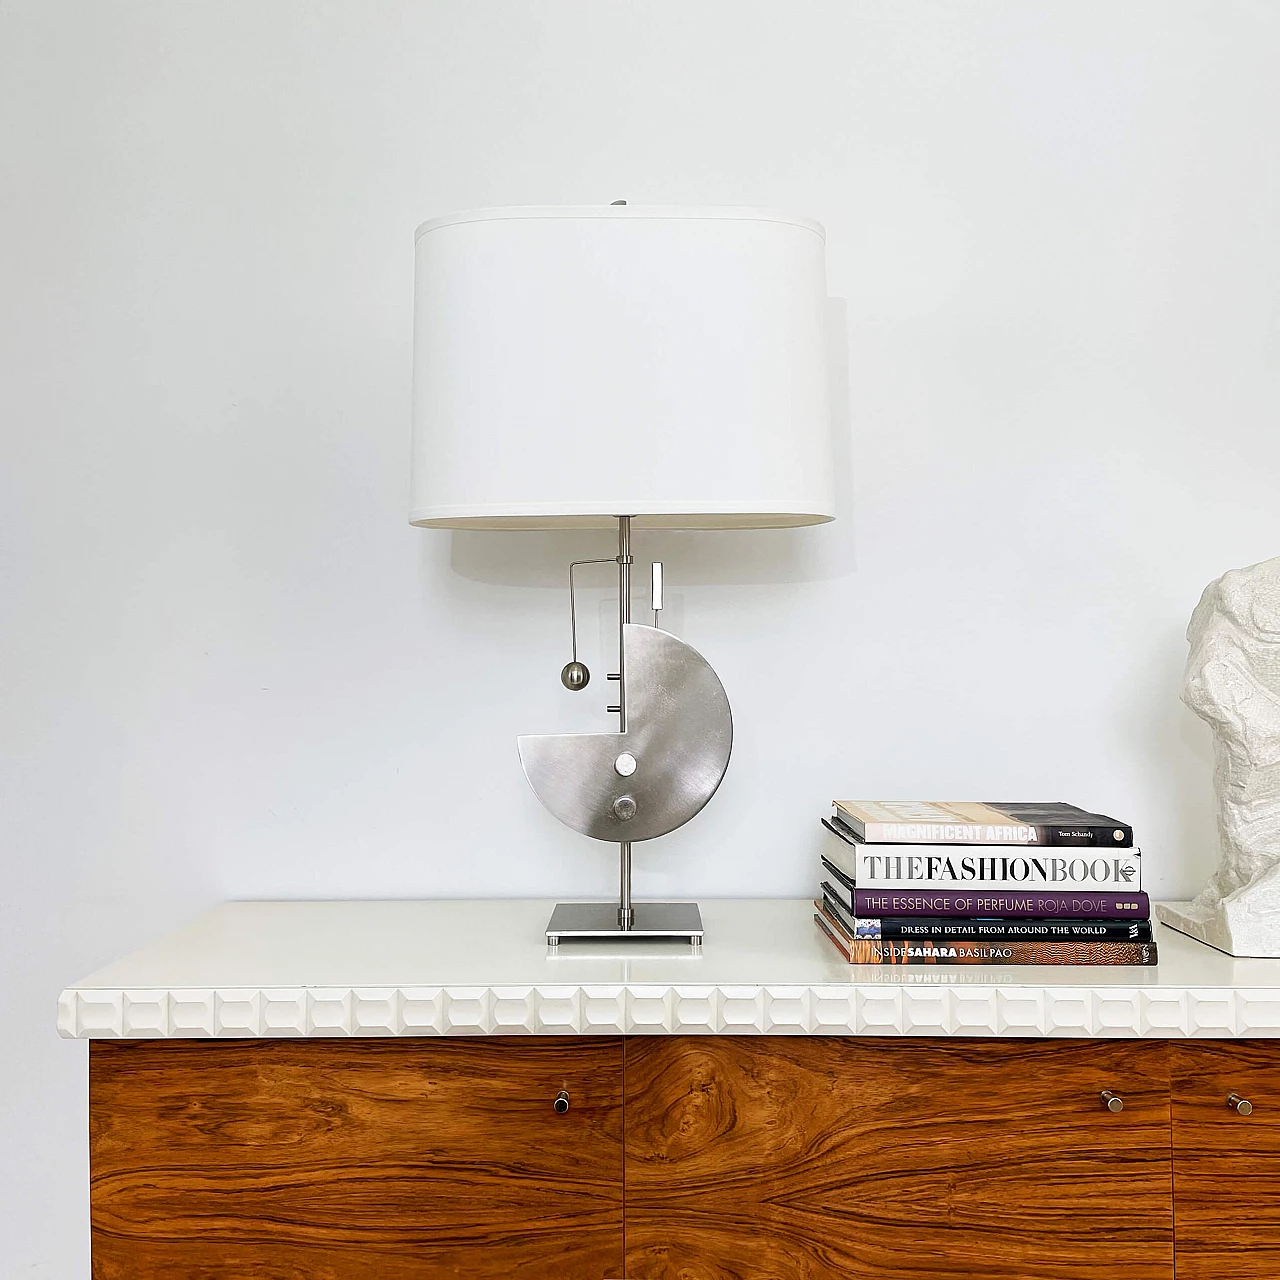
[561,557,613,691]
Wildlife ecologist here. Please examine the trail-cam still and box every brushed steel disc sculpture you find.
[519,623,733,843]
[520,517,732,946]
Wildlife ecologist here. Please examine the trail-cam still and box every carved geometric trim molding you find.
[57,982,1280,1040]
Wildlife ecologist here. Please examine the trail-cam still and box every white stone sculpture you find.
[1157,555,1280,957]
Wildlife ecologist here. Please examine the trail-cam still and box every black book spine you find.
[862,914,1152,943]
[1029,824,1134,848]
[815,911,1160,967]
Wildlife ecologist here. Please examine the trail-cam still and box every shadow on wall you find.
[445,299,856,589]
[1124,614,1219,897]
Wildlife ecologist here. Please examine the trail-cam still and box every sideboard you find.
[62,899,1280,1279]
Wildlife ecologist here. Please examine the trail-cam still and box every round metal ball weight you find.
[560,660,590,691]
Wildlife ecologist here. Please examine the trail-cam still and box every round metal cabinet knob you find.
[1101,1090,1124,1112]
[553,1090,570,1114]
[1228,1093,1254,1116]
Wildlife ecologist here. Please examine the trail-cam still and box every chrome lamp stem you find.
[616,515,634,930]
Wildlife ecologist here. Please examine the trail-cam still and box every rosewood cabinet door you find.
[625,1037,1173,1280]
[1172,1040,1280,1279]
[90,1037,624,1280]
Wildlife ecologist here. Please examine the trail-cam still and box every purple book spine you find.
[850,889,1150,920]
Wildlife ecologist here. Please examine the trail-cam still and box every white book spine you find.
[829,845,1142,892]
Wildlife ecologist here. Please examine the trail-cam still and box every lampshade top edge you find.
[413,204,826,242]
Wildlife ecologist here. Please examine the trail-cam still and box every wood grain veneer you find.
[90,1037,624,1279]
[624,1037,1174,1280]
[1172,1040,1280,1279]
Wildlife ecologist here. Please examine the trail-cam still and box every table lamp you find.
[410,204,834,945]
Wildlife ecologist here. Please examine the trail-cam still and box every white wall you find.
[3,1,1278,1270]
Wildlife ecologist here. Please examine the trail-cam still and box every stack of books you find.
[816,801,1157,966]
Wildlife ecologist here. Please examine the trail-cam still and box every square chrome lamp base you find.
[546,901,703,947]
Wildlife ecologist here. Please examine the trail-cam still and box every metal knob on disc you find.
[553,1090,570,1114]
[1101,1090,1124,1112]
[1228,1092,1254,1115]
[612,795,637,821]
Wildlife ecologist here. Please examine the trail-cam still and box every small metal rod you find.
[567,558,613,663]
[619,840,633,930]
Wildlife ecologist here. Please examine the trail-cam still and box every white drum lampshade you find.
[409,205,834,529]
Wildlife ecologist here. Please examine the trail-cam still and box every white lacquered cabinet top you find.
[58,898,1280,1040]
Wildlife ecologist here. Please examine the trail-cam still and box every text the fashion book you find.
[822,831,1142,891]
